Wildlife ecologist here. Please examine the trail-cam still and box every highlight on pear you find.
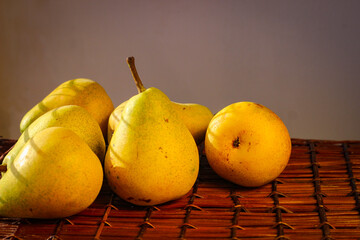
[108,57,213,144]
[104,57,200,206]
[0,56,292,219]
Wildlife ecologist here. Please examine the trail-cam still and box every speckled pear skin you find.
[171,102,213,144]
[108,100,213,144]
[0,127,103,219]
[205,102,291,187]
[105,87,199,206]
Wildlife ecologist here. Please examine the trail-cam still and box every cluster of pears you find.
[0,57,214,218]
[0,56,292,219]
[0,79,114,218]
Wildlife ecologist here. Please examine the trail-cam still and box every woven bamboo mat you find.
[0,138,359,240]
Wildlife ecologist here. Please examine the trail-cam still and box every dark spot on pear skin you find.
[29,208,33,212]
[138,198,151,203]
[255,103,264,108]
[233,137,240,148]
[183,107,186,110]
[247,142,251,152]
[116,175,119,179]
[127,197,134,201]
[164,118,169,123]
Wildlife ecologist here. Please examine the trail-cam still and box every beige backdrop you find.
[1,0,359,140]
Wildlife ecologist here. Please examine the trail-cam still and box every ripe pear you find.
[20,78,114,140]
[107,100,128,143]
[105,86,199,206]
[170,102,213,144]
[205,102,291,187]
[2,105,105,169]
[0,127,103,218]
[107,57,213,144]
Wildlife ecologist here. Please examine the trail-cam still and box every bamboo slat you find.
[0,138,359,239]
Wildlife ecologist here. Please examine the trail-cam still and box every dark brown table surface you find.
[0,138,359,239]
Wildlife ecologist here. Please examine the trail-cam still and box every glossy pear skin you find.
[3,105,105,168]
[171,102,213,144]
[108,100,213,144]
[205,102,291,187]
[105,87,199,206]
[20,78,114,139]
[0,127,103,219]
[107,100,128,143]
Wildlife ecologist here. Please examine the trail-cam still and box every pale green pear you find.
[3,105,105,169]
[0,127,103,219]
[20,78,114,139]
[105,87,199,206]
[107,57,213,144]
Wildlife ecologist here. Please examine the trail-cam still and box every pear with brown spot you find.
[205,102,291,187]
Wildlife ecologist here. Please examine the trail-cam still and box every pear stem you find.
[126,56,146,93]
[0,165,6,172]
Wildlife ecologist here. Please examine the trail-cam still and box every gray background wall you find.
[1,0,359,140]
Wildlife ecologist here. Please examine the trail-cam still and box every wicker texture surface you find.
[0,138,359,239]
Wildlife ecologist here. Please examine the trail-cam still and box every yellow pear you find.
[105,86,199,206]
[20,78,114,139]
[107,57,213,144]
[2,105,105,169]
[205,102,291,187]
[107,100,128,143]
[170,102,213,144]
[0,127,103,218]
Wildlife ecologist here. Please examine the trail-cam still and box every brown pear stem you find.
[0,165,7,172]
[126,56,146,93]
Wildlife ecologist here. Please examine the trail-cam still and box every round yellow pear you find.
[205,102,291,187]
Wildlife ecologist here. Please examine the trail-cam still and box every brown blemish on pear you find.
[247,142,252,152]
[232,137,240,148]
